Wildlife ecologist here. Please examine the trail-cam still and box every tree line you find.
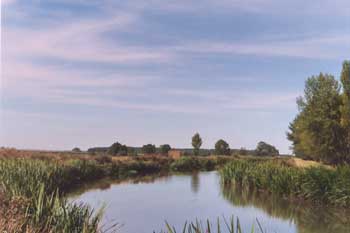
[83,133,279,157]
[287,61,350,164]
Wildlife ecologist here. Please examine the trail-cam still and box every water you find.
[69,171,350,233]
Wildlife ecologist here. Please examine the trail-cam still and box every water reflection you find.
[221,184,350,233]
[69,172,350,233]
[191,172,200,193]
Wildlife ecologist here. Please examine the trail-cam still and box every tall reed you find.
[220,160,350,207]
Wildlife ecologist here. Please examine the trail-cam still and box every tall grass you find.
[220,160,350,207]
[0,158,107,232]
[160,217,265,233]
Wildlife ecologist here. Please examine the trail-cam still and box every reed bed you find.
[160,216,265,233]
[220,160,350,207]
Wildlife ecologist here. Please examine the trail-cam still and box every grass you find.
[220,160,350,207]
[160,216,265,233]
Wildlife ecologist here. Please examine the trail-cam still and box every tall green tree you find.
[287,73,343,163]
[214,139,230,155]
[191,133,202,156]
[340,61,350,158]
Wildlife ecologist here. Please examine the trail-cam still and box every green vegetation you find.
[287,61,350,164]
[0,159,106,232]
[255,142,279,156]
[215,139,231,155]
[220,160,350,207]
[340,61,350,157]
[160,144,172,155]
[107,141,128,156]
[221,184,350,233]
[142,144,157,154]
[192,133,203,156]
[0,153,238,231]
[72,147,82,153]
[162,216,264,233]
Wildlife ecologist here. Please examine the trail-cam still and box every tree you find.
[255,141,279,156]
[142,144,156,154]
[192,133,202,156]
[340,61,350,158]
[160,144,171,155]
[107,142,128,156]
[214,139,230,155]
[72,147,81,153]
[287,73,344,163]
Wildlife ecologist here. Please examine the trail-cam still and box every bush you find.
[142,144,156,154]
[255,141,279,156]
[215,139,231,155]
[160,144,171,155]
[107,142,127,156]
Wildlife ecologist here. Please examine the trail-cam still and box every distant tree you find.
[192,133,202,156]
[340,61,350,159]
[214,139,230,155]
[239,147,248,156]
[160,144,171,155]
[107,142,128,156]
[72,147,81,153]
[255,141,279,156]
[142,144,156,154]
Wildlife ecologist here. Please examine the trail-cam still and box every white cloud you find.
[172,33,350,60]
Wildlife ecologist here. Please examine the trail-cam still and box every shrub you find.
[142,144,156,154]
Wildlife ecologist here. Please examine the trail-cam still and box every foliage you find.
[142,144,157,154]
[220,160,350,207]
[287,69,348,164]
[255,142,279,156]
[72,147,82,153]
[0,159,106,232]
[161,216,265,233]
[192,133,203,156]
[215,139,231,155]
[160,144,172,155]
[107,142,128,156]
[340,61,350,159]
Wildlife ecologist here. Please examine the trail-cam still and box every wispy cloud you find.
[173,33,350,60]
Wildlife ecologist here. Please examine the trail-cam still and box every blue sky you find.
[1,0,350,153]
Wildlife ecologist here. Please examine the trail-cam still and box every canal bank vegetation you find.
[221,160,350,207]
[0,150,243,232]
[162,216,265,233]
[288,61,350,164]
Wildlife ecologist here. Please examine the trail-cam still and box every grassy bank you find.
[220,160,350,207]
[0,153,237,232]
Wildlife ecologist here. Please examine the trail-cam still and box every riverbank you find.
[221,160,350,207]
[0,149,242,232]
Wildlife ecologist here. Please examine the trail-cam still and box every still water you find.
[69,172,350,233]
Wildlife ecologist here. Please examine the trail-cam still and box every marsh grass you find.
[220,160,350,207]
[160,217,266,233]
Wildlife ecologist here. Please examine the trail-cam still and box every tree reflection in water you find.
[221,183,350,233]
[191,172,200,193]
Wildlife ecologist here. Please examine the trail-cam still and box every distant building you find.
[168,150,183,159]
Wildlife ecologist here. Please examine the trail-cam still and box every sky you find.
[1,0,350,153]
